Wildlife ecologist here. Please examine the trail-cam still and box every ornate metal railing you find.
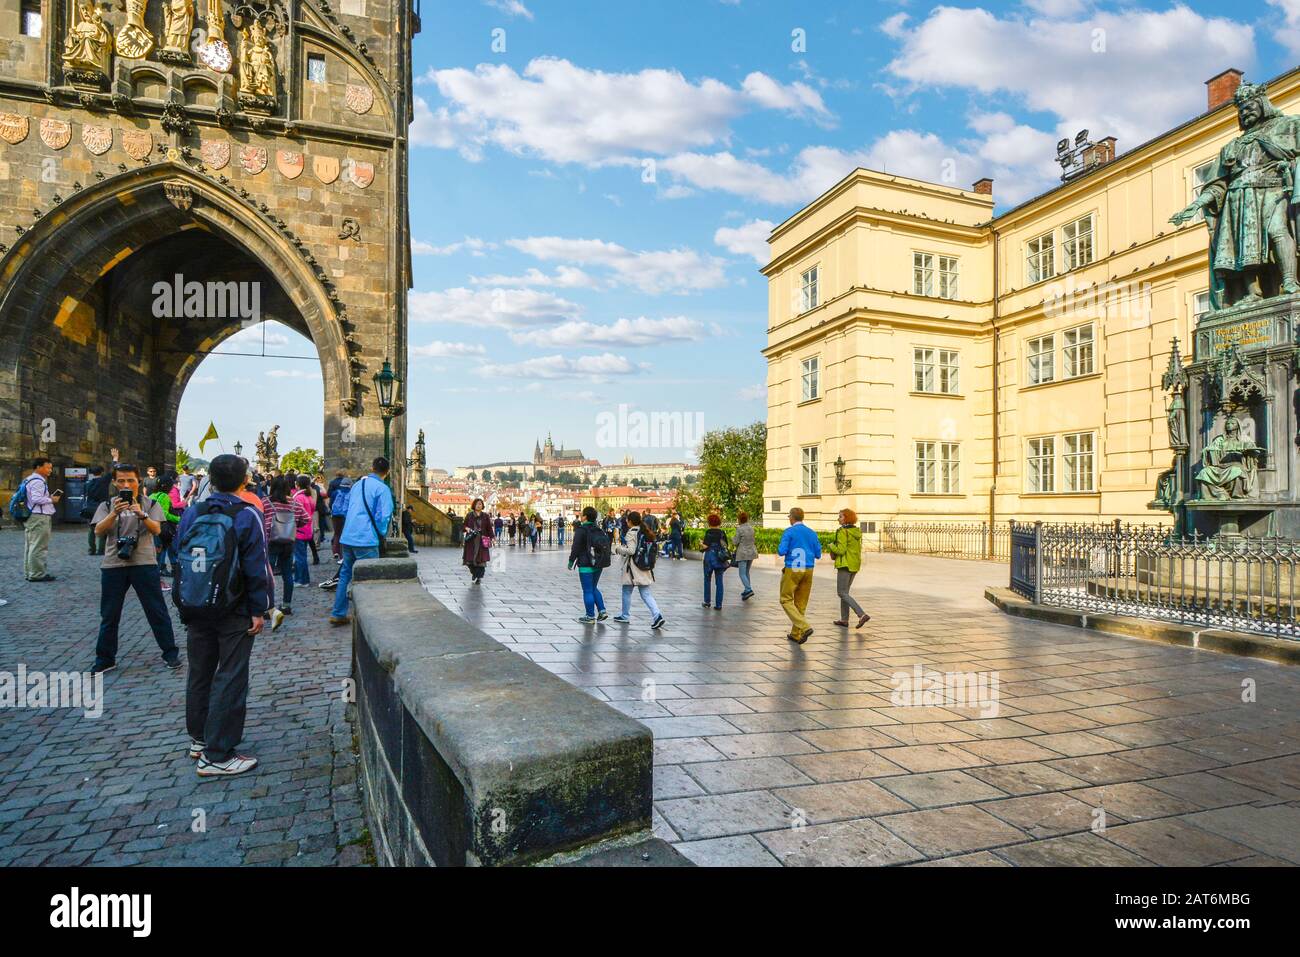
[879,522,1010,562]
[1014,520,1298,640]
[1009,521,1042,602]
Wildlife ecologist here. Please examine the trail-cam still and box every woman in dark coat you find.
[462,497,492,583]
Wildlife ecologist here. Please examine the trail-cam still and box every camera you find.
[115,536,138,560]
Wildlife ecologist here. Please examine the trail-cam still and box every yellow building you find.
[761,68,1281,530]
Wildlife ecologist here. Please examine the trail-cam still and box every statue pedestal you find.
[1179,293,1299,541]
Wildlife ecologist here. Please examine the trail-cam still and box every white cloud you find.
[886,6,1255,154]
[1268,0,1300,53]
[412,236,495,256]
[222,324,294,349]
[509,316,711,348]
[416,57,832,166]
[485,0,533,19]
[505,236,728,294]
[468,266,595,289]
[738,384,766,401]
[265,369,321,379]
[478,352,642,381]
[410,287,582,328]
[189,375,219,386]
[714,219,774,264]
[412,340,488,358]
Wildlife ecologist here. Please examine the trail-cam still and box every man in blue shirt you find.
[331,457,394,624]
[777,507,822,644]
[177,454,272,777]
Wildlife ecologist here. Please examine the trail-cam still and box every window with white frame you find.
[914,253,960,299]
[913,253,934,297]
[913,347,959,394]
[938,256,959,300]
[1063,431,1095,492]
[914,442,936,494]
[799,265,819,312]
[1061,215,1094,271]
[1026,232,1055,284]
[1027,335,1055,385]
[1191,160,1215,222]
[915,441,960,494]
[1062,323,1094,378]
[20,0,41,36]
[800,356,820,401]
[1027,437,1056,493]
[800,445,819,495]
[1193,290,1212,322]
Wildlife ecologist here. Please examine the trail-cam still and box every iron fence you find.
[1011,520,1298,640]
[878,522,1010,562]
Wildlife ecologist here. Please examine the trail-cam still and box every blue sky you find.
[178,0,1299,470]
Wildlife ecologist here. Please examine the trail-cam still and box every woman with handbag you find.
[733,510,758,601]
[828,508,870,629]
[462,498,493,584]
[702,512,730,609]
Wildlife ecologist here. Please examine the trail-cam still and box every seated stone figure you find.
[1196,416,1262,500]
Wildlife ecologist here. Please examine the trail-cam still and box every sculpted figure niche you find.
[1171,81,1300,309]
[237,17,277,111]
[159,0,196,63]
[62,2,114,82]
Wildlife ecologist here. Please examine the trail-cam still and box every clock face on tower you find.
[198,39,232,73]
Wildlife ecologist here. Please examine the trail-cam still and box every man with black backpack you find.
[174,454,272,777]
[568,506,611,624]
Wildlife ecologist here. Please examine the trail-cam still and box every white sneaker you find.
[271,608,285,631]
[188,738,205,759]
[196,754,258,777]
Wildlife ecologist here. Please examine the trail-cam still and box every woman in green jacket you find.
[827,508,870,628]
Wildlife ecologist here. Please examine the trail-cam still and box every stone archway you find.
[0,163,390,487]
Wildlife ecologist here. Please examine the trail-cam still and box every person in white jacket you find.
[612,511,666,630]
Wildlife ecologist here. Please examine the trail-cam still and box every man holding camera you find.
[90,463,180,675]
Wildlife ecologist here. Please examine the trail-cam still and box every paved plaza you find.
[419,544,1300,867]
[0,529,366,866]
[3,528,1300,867]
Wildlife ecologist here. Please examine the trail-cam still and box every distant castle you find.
[533,433,586,467]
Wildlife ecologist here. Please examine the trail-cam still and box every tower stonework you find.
[0,0,417,489]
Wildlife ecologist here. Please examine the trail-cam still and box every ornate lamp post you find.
[233,441,243,458]
[372,357,403,485]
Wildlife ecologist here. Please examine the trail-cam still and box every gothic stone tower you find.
[0,0,417,490]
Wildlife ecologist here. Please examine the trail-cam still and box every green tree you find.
[280,447,324,475]
[671,484,707,524]
[696,422,766,521]
[175,444,192,472]
[667,475,680,488]
[594,497,614,516]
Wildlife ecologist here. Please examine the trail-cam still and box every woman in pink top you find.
[292,474,316,585]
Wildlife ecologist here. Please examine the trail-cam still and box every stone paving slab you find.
[0,529,367,867]
[416,542,1300,867]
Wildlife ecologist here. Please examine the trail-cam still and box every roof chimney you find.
[972,177,993,195]
[1206,69,1243,111]
[1082,136,1117,169]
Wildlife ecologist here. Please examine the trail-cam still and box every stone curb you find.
[984,587,1300,666]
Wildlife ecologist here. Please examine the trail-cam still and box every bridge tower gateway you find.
[0,0,418,488]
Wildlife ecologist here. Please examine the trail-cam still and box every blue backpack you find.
[174,501,249,623]
[331,481,352,517]
[7,479,31,524]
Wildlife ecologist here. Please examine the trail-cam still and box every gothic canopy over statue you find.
[1171,80,1300,310]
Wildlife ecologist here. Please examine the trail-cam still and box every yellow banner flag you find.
[198,421,219,456]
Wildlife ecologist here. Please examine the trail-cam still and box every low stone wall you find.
[350,556,676,866]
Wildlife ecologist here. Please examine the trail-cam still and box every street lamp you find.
[233,441,243,458]
[373,357,402,483]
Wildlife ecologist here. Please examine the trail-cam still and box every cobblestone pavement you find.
[418,544,1300,867]
[0,529,367,866]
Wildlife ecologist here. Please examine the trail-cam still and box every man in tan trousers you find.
[777,507,822,644]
